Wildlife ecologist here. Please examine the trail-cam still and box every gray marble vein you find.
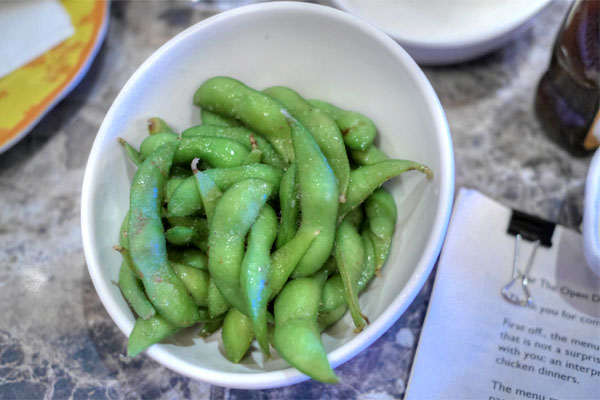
[0,0,591,399]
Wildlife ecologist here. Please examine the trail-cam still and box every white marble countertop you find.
[0,0,591,398]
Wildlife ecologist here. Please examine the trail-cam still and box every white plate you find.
[331,0,553,65]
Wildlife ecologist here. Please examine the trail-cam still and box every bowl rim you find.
[330,0,552,50]
[81,1,455,389]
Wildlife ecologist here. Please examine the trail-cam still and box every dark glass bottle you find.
[535,0,599,156]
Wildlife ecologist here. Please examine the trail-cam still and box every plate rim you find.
[330,0,554,56]
[0,0,110,155]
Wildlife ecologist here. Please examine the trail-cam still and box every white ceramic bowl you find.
[330,0,552,65]
[81,2,454,389]
[583,149,600,275]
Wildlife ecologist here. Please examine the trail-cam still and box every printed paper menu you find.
[406,189,600,400]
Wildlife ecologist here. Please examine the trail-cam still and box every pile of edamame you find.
[116,77,433,383]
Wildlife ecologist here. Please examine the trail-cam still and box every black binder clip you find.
[501,210,555,307]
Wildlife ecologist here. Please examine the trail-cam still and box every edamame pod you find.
[364,188,397,272]
[269,229,320,300]
[320,230,376,322]
[199,317,224,337]
[118,261,156,320]
[127,315,178,357]
[118,215,155,319]
[174,137,249,168]
[264,86,350,202]
[164,219,209,251]
[128,141,199,327]
[283,111,339,278]
[193,77,294,163]
[192,159,222,225]
[165,226,197,246]
[344,206,364,229]
[272,275,338,384]
[205,164,283,194]
[335,219,368,332]
[167,164,283,217]
[358,230,376,288]
[167,178,204,217]
[318,304,348,332]
[208,279,230,318]
[165,176,187,204]
[140,132,178,160]
[118,138,142,167]
[350,145,388,166]
[309,99,376,151]
[222,308,254,363]
[147,117,174,135]
[240,204,277,357]
[182,125,286,169]
[338,159,433,221]
[171,262,210,307]
[276,163,299,249]
[168,248,208,271]
[200,109,242,127]
[208,179,273,314]
[243,149,262,165]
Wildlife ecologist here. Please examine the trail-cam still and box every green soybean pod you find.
[208,279,230,318]
[199,317,224,337]
[191,159,223,225]
[118,262,156,320]
[193,77,294,163]
[320,274,345,313]
[344,205,364,229]
[167,178,203,217]
[243,149,262,165]
[165,226,197,246]
[197,307,212,322]
[268,229,320,300]
[263,86,350,202]
[308,99,376,151]
[283,111,339,278]
[205,165,283,194]
[276,162,299,249]
[174,137,249,168]
[140,132,178,160]
[118,138,142,167]
[319,228,377,327]
[182,125,286,170]
[222,308,254,363]
[147,117,174,135]
[201,109,242,127]
[208,179,273,314]
[240,204,277,357]
[128,141,199,328]
[167,165,283,217]
[127,315,178,357]
[171,262,210,307]
[168,248,208,271]
[318,304,348,332]
[165,176,187,204]
[364,188,397,272]
[338,159,433,221]
[350,145,388,166]
[164,225,208,252]
[335,219,368,332]
[272,275,338,384]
